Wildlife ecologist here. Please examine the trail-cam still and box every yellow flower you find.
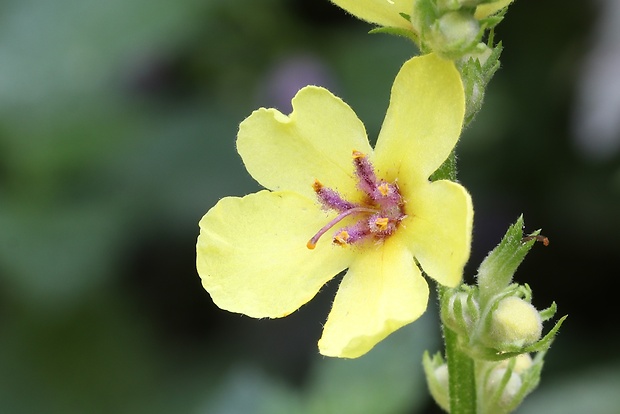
[328,0,513,30]
[196,54,473,358]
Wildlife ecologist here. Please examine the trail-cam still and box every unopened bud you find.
[497,353,533,374]
[489,297,542,348]
[429,11,480,60]
[460,42,493,66]
[486,367,522,407]
[480,353,540,414]
[441,290,480,336]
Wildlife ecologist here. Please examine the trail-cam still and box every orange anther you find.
[333,230,350,246]
[375,217,389,230]
[352,150,366,159]
[378,183,390,196]
[312,179,323,192]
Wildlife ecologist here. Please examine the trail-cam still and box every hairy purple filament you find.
[307,150,407,249]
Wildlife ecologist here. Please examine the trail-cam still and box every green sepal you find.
[475,215,537,306]
[463,313,566,361]
[479,1,509,30]
[443,281,565,361]
[479,352,546,414]
[479,15,504,29]
[422,351,450,412]
[503,352,545,413]
[539,301,557,322]
[368,26,420,44]
[483,360,518,413]
[440,284,480,337]
[521,315,567,354]
[458,41,502,126]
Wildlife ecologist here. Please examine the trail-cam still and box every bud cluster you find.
[441,217,565,360]
[424,352,546,414]
[411,0,510,60]
[441,282,561,360]
[402,0,508,123]
[424,217,566,413]
[478,353,545,414]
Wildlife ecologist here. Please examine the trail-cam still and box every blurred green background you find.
[1,0,619,413]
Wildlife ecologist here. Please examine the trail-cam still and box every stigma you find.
[307,150,406,249]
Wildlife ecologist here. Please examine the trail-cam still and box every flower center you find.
[307,150,407,249]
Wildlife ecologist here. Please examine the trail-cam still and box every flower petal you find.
[237,86,372,201]
[197,190,354,318]
[475,0,514,20]
[398,179,473,287]
[373,54,465,182]
[329,0,413,30]
[318,238,429,358]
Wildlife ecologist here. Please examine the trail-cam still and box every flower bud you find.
[437,0,502,13]
[498,353,533,374]
[479,353,541,414]
[441,290,480,336]
[428,11,480,60]
[459,42,493,67]
[436,0,461,12]
[486,367,522,407]
[489,297,542,348]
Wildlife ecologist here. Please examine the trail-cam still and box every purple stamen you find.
[307,207,377,249]
[367,213,397,237]
[352,150,379,199]
[373,181,404,208]
[308,149,407,249]
[313,179,357,212]
[333,221,371,246]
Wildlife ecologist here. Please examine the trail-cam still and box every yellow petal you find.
[237,86,372,201]
[475,0,514,20]
[398,179,473,287]
[197,190,354,318]
[329,0,413,30]
[373,54,465,183]
[318,238,429,358]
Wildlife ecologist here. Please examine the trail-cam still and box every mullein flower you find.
[196,54,473,358]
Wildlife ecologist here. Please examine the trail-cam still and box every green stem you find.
[432,120,476,412]
[439,287,477,414]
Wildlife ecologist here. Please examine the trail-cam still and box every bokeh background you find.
[1,0,619,413]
